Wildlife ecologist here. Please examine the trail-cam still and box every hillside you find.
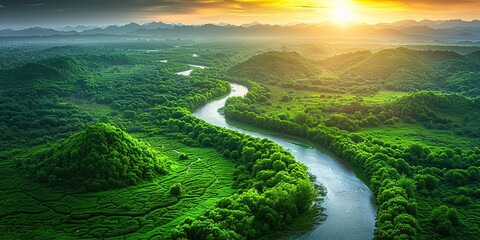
[389,91,478,123]
[227,51,320,83]
[466,50,480,60]
[345,48,435,81]
[318,48,471,91]
[319,50,372,71]
[28,123,168,191]
[1,57,87,90]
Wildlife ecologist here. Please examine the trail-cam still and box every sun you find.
[333,7,354,23]
[331,0,355,24]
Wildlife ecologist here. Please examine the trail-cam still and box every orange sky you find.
[138,0,480,25]
[1,0,479,28]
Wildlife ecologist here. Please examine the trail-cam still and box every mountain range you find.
[1,20,479,43]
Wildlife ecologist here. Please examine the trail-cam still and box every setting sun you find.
[331,0,355,23]
[333,7,354,23]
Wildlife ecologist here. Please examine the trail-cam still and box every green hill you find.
[318,48,469,91]
[41,56,88,74]
[227,51,320,83]
[320,50,372,71]
[2,57,86,90]
[16,63,66,82]
[322,48,465,78]
[29,123,168,191]
[466,50,480,60]
[346,48,435,81]
[1,55,132,91]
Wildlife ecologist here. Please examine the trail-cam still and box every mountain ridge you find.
[1,20,480,43]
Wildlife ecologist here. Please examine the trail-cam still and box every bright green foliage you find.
[1,43,318,239]
[27,123,168,191]
[223,46,480,240]
[147,106,317,239]
[430,205,460,236]
[1,139,238,239]
[170,183,183,196]
[228,51,320,83]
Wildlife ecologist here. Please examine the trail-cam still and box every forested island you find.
[0,38,479,240]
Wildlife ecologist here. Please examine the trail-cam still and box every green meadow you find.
[0,134,236,239]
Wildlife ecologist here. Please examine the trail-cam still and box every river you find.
[176,64,208,76]
[193,83,377,240]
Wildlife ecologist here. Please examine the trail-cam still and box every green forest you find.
[1,39,479,240]
[224,48,480,239]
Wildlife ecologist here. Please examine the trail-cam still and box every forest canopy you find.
[27,123,168,192]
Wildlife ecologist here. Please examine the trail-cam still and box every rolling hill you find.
[28,123,168,191]
[227,51,320,83]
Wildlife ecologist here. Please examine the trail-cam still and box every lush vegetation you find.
[147,106,316,239]
[26,123,168,191]
[2,136,239,239]
[0,41,319,239]
[2,40,480,239]
[225,48,480,239]
[227,51,320,84]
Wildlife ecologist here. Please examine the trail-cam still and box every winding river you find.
[194,83,377,239]
[175,64,377,239]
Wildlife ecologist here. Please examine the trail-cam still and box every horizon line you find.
[3,18,480,31]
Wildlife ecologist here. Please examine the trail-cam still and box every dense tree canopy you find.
[27,123,168,191]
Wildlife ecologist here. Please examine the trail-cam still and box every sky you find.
[0,0,479,29]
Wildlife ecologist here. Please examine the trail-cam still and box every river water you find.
[193,83,377,240]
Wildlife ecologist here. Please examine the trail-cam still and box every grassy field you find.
[358,123,480,151]
[361,90,409,105]
[415,182,480,240]
[255,86,479,152]
[62,97,114,116]
[0,134,236,239]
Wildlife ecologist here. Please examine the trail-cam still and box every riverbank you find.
[193,83,376,240]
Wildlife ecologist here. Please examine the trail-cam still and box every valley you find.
[0,39,479,239]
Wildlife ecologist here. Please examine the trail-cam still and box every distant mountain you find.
[424,19,480,29]
[141,21,175,30]
[60,25,99,32]
[228,51,320,82]
[381,19,480,29]
[395,26,480,41]
[81,22,143,35]
[0,20,480,43]
[241,21,263,27]
[0,27,75,37]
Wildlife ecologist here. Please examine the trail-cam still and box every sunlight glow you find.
[331,0,355,24]
[333,8,353,23]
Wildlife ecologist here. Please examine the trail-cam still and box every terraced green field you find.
[358,124,480,152]
[0,134,236,239]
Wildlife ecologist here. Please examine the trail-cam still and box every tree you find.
[430,205,460,236]
[170,183,183,196]
[123,110,137,121]
[445,169,470,186]
[295,179,315,212]
[272,160,286,172]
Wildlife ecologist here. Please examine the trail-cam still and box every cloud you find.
[23,3,45,7]
[355,0,480,7]
[0,0,325,15]
[1,0,478,28]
